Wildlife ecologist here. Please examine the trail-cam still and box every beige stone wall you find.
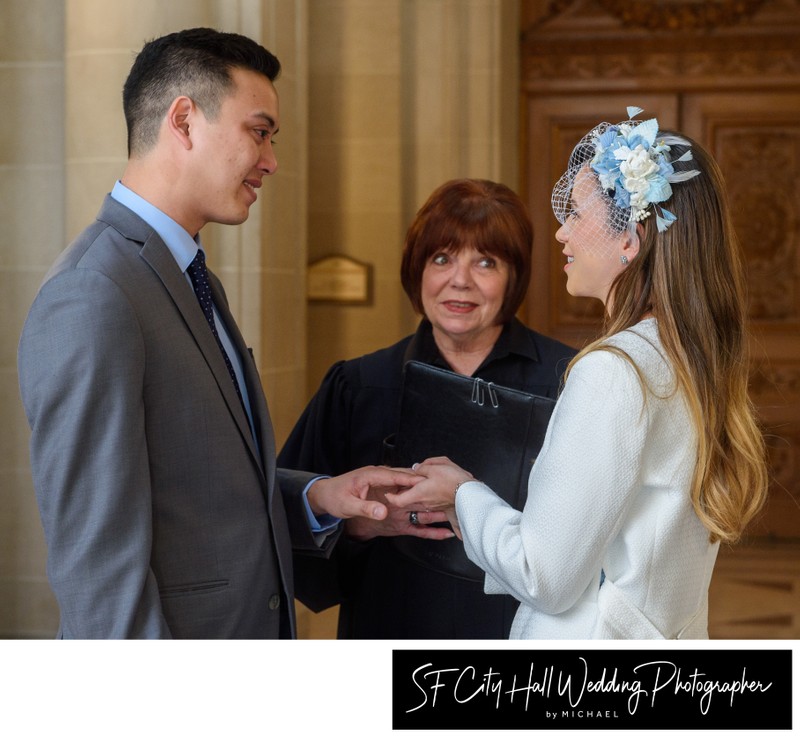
[1,0,520,638]
[1,0,66,638]
[63,0,311,443]
[305,0,520,394]
[301,0,520,638]
[1,0,310,638]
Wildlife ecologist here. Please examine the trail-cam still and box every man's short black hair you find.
[123,27,281,156]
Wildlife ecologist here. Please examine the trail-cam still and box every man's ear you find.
[166,96,195,150]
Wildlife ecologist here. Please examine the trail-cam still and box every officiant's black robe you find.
[278,318,576,639]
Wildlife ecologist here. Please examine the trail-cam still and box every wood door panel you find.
[521,0,800,540]
[682,93,800,329]
[523,93,800,538]
[683,92,800,540]
[524,94,678,347]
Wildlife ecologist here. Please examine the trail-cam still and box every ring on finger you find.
[409,511,420,526]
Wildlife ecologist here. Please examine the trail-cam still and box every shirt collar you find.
[111,180,201,272]
[404,317,541,371]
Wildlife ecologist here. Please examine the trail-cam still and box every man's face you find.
[185,67,279,233]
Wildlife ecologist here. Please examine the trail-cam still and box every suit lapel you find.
[97,195,266,480]
[209,279,278,485]
[137,233,264,476]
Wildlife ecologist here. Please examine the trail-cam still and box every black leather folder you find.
[383,360,556,581]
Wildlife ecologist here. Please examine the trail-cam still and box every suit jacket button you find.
[269,594,281,610]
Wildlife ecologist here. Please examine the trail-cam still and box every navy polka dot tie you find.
[186,250,244,405]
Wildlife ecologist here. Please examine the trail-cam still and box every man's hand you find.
[384,456,474,512]
[345,507,453,541]
[306,465,423,521]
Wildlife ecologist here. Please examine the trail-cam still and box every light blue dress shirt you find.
[110,181,336,534]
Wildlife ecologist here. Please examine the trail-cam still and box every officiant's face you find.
[421,245,509,344]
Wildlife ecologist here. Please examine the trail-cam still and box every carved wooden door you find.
[521,1,800,541]
[524,94,679,347]
[682,92,800,539]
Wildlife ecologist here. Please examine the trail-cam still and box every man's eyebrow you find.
[253,112,278,132]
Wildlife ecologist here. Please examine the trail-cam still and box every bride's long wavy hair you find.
[570,131,768,544]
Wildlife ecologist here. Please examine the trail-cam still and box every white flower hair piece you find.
[588,106,700,232]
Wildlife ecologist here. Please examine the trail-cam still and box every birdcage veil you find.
[551,107,700,258]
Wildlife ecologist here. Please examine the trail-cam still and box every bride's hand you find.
[384,456,474,512]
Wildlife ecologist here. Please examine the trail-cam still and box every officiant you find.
[278,178,576,639]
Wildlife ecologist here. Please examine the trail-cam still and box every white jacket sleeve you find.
[456,348,651,615]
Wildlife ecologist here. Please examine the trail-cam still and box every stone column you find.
[248,0,310,444]
[305,0,520,390]
[400,0,521,225]
[64,0,309,446]
[300,0,521,638]
[64,0,217,238]
[0,0,66,638]
[0,0,308,637]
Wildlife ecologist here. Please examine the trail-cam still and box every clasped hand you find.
[384,456,474,540]
[307,458,473,542]
[306,465,424,522]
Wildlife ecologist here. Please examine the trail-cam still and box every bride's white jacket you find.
[456,318,718,640]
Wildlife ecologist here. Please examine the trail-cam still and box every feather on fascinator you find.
[551,107,701,257]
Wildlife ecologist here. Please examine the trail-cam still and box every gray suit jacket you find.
[18,196,336,638]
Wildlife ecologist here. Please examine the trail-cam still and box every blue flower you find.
[590,116,674,226]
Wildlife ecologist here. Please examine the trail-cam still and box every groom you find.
[18,27,419,638]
